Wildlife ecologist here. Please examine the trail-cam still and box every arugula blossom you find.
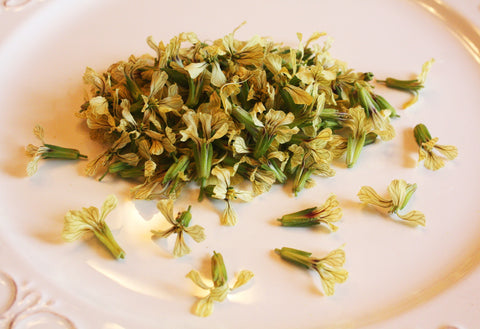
[62,195,125,259]
[275,247,348,296]
[344,106,374,168]
[25,125,87,176]
[379,59,434,108]
[277,194,342,231]
[151,200,205,257]
[414,123,458,171]
[207,166,254,226]
[358,179,426,226]
[186,251,254,317]
[356,83,395,141]
[180,109,229,198]
[288,144,335,196]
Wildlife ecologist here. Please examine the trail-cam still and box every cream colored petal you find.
[25,144,39,156]
[317,195,342,223]
[83,67,105,91]
[208,122,229,143]
[192,296,214,317]
[345,106,368,137]
[357,186,393,209]
[387,179,407,210]
[417,58,435,84]
[221,200,237,226]
[112,131,132,151]
[120,100,137,127]
[33,125,45,142]
[321,248,346,267]
[275,126,300,144]
[231,270,254,290]
[149,140,164,156]
[62,209,96,242]
[99,194,118,222]
[288,144,305,170]
[117,153,140,166]
[284,85,313,105]
[396,210,426,226]
[312,162,335,177]
[233,190,254,202]
[184,62,208,79]
[371,110,395,141]
[209,284,230,302]
[173,231,191,257]
[296,66,314,85]
[157,199,175,225]
[186,270,212,290]
[211,166,232,189]
[304,31,327,48]
[418,147,427,163]
[185,225,206,243]
[143,160,156,177]
[434,144,458,160]
[151,227,175,239]
[318,265,349,296]
[211,61,227,87]
[192,296,215,317]
[150,70,168,96]
[26,156,41,176]
[264,53,283,75]
[86,96,115,129]
[423,151,445,171]
[232,136,250,154]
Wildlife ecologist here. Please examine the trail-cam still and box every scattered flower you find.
[186,251,254,317]
[25,125,87,176]
[358,179,426,226]
[277,194,342,231]
[414,123,458,171]
[274,246,348,296]
[378,58,434,108]
[151,199,205,257]
[62,195,125,259]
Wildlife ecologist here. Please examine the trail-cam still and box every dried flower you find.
[277,194,342,231]
[206,166,253,226]
[344,106,372,168]
[151,200,205,257]
[78,29,430,208]
[378,59,434,108]
[274,247,348,296]
[358,179,426,226]
[62,195,125,259]
[414,123,458,171]
[25,125,87,176]
[186,251,254,317]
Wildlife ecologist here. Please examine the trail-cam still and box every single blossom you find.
[275,246,348,296]
[62,195,125,259]
[151,199,205,257]
[25,125,87,176]
[414,123,458,171]
[358,179,426,226]
[186,251,254,317]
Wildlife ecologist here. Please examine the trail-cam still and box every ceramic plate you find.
[1,0,479,328]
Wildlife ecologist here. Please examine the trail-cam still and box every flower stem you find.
[94,226,125,260]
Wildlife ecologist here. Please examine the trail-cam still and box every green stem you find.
[253,131,275,159]
[346,133,366,168]
[43,144,87,159]
[94,226,125,260]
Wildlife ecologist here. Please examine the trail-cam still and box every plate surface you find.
[1,0,480,328]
